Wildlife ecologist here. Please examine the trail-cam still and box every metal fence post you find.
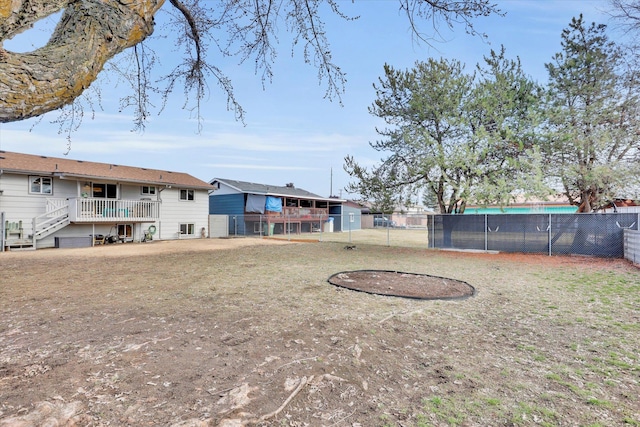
[548,213,552,256]
[386,221,390,246]
[484,214,488,251]
[0,211,5,252]
[432,215,436,248]
[233,216,237,237]
[287,213,291,241]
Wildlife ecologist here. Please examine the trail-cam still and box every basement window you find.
[179,223,195,235]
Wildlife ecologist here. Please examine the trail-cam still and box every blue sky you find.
[0,0,613,198]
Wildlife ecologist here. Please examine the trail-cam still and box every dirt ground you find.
[1,238,639,426]
[327,271,475,300]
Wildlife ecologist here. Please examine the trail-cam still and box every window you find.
[179,189,194,201]
[180,223,195,235]
[141,185,156,195]
[92,183,117,198]
[30,176,53,194]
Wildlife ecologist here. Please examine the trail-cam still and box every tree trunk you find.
[0,0,165,122]
[577,189,596,213]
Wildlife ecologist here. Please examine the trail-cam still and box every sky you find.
[0,0,617,199]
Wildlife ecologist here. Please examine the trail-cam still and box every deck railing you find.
[68,198,160,222]
[279,207,328,218]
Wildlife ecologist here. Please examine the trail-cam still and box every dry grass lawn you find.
[1,238,639,427]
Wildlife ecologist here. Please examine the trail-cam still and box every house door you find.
[117,224,133,242]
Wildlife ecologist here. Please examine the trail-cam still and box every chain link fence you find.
[218,212,639,258]
[428,213,639,257]
[225,214,330,238]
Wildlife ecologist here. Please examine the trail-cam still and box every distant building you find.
[209,178,353,235]
[357,201,433,229]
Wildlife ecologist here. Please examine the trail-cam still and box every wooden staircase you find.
[32,204,71,248]
[3,202,72,251]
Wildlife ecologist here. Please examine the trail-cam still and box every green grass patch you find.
[422,396,467,426]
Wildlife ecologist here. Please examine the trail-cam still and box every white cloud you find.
[204,163,323,171]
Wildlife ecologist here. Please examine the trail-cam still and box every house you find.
[0,151,214,250]
[357,201,433,229]
[602,198,640,213]
[209,179,350,235]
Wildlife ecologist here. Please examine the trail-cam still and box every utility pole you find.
[330,167,333,197]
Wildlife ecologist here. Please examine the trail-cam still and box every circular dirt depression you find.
[328,270,475,300]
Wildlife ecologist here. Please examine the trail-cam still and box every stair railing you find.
[33,204,70,239]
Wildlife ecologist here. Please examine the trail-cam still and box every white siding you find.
[0,173,76,239]
[156,188,210,240]
[2,172,210,248]
[120,183,160,201]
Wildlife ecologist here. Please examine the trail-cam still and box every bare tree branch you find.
[0,0,502,128]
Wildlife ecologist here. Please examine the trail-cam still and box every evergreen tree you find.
[544,15,640,212]
[345,50,543,214]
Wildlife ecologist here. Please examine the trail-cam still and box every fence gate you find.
[208,215,229,238]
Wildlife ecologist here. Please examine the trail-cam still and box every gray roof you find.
[212,178,343,202]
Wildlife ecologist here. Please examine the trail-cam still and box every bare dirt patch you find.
[1,239,639,426]
[328,270,475,300]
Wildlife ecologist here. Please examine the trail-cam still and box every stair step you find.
[34,217,70,239]
[9,245,35,251]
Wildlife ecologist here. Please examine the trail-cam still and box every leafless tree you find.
[0,0,500,129]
